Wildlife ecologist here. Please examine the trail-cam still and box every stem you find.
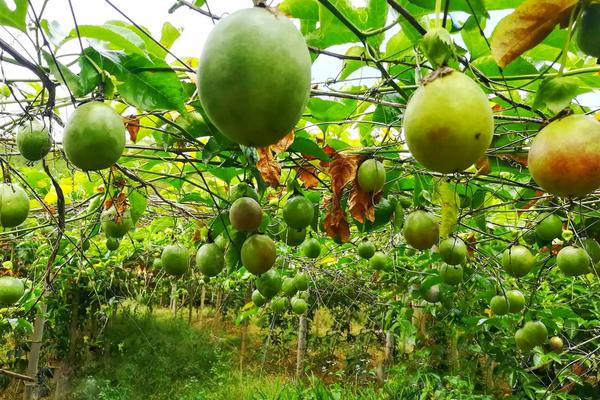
[434,0,442,30]
[558,6,579,76]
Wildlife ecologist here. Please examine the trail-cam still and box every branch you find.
[0,38,56,114]
[0,368,34,382]
[386,0,427,35]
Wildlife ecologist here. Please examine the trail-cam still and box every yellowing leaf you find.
[256,147,281,188]
[491,0,577,67]
[433,179,459,239]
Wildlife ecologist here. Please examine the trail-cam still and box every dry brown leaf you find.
[475,155,491,176]
[348,179,382,224]
[323,203,350,243]
[271,130,295,153]
[497,153,529,167]
[296,165,319,189]
[491,0,577,67]
[256,147,281,187]
[123,116,141,143]
[328,152,361,199]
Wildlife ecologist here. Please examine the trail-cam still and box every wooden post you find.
[188,281,195,324]
[239,284,251,370]
[23,302,47,400]
[295,313,308,378]
[170,283,178,317]
[198,284,206,328]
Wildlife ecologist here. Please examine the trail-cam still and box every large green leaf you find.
[69,24,147,55]
[128,189,148,225]
[0,0,27,31]
[289,137,331,162]
[84,48,185,112]
[533,76,579,114]
[278,0,319,19]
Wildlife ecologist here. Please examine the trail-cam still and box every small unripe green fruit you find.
[0,184,30,228]
[301,238,321,259]
[291,297,308,315]
[357,240,376,259]
[490,295,509,316]
[161,245,190,276]
[0,277,24,305]
[549,336,564,352]
[241,234,276,275]
[403,211,439,250]
[196,243,225,277]
[16,120,52,161]
[369,251,388,270]
[252,289,267,307]
[101,206,133,238]
[557,246,590,277]
[281,277,297,297]
[502,246,535,278]
[438,237,467,265]
[283,196,314,230]
[229,197,262,232]
[357,159,386,192]
[63,102,126,171]
[506,290,525,313]
[522,320,548,346]
[293,272,309,291]
[256,269,282,299]
[535,213,563,241]
[439,264,463,285]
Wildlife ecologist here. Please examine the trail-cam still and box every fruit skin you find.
[581,238,600,263]
[490,295,509,316]
[281,227,306,247]
[283,196,314,230]
[577,3,600,58]
[281,277,297,297]
[357,159,386,192]
[522,321,548,346]
[439,264,463,285]
[357,240,376,259]
[506,290,525,313]
[369,252,388,270]
[438,237,467,265]
[252,289,267,307]
[557,246,590,277]
[241,234,277,275]
[62,102,126,171]
[403,69,493,173]
[256,269,282,299]
[515,328,535,351]
[535,213,563,241]
[403,211,439,250]
[528,115,600,197]
[271,296,289,313]
[423,284,441,303]
[100,206,133,238]
[198,8,311,147]
[291,297,308,315]
[229,197,262,232]
[301,238,321,259]
[549,336,564,352]
[502,246,535,278]
[16,120,51,161]
[161,245,190,276]
[0,277,24,305]
[152,258,162,269]
[0,184,30,228]
[293,272,309,291]
[106,237,120,251]
[196,243,225,277]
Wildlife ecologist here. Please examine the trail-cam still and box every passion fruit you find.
[357,239,376,259]
[252,289,267,307]
[62,102,126,171]
[403,68,494,173]
[369,251,388,270]
[198,7,311,147]
[438,237,467,265]
[423,284,441,303]
[271,296,289,313]
[357,159,386,192]
[0,277,24,305]
[241,234,277,275]
[490,295,509,315]
[161,245,190,276]
[0,184,30,228]
[283,196,314,230]
[534,213,563,241]
[106,237,120,251]
[403,211,439,250]
[281,227,306,247]
[439,264,463,285]
[576,3,600,58]
[100,206,133,238]
[549,336,564,352]
[506,289,525,313]
[229,183,259,202]
[281,277,297,297]
[229,197,262,232]
[301,238,321,259]
[293,272,309,291]
[196,243,225,277]
[528,115,600,197]
[557,246,590,276]
[522,320,548,346]
[502,245,535,278]
[16,120,52,161]
[256,269,282,299]
[291,297,308,315]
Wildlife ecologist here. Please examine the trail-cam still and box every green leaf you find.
[84,48,186,112]
[533,76,579,114]
[42,51,83,97]
[433,180,459,238]
[289,137,331,162]
[406,0,488,17]
[128,189,147,225]
[373,94,403,124]
[339,46,366,80]
[278,0,319,19]
[206,167,242,184]
[70,24,147,56]
[0,0,28,31]
[193,0,206,6]
[108,21,167,59]
[420,28,454,69]
[160,22,181,52]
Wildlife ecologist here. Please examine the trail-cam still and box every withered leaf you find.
[256,147,281,188]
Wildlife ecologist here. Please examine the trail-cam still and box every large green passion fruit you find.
[528,115,600,197]
[100,206,133,238]
[0,184,30,228]
[0,277,24,305]
[196,243,225,277]
[161,245,190,276]
[16,120,52,161]
[241,234,277,275]
[62,102,126,171]
[403,211,439,250]
[197,7,311,147]
[403,68,494,173]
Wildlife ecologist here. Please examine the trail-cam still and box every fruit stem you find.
[435,0,442,30]
[558,6,580,76]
